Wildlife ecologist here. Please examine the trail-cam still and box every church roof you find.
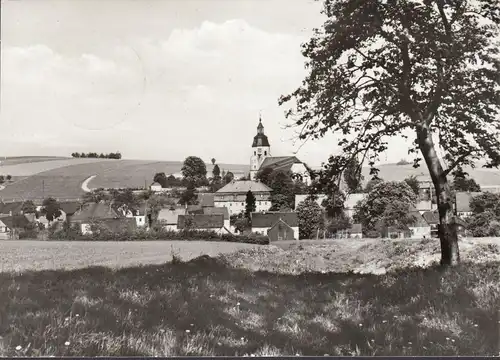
[216,180,272,194]
[252,118,270,147]
[260,156,302,173]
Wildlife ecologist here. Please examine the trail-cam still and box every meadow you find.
[0,159,250,201]
[0,238,498,356]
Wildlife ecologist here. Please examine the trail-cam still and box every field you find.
[0,159,250,202]
[0,156,70,167]
[0,240,261,273]
[0,238,498,356]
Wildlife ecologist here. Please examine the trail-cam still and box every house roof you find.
[203,206,229,220]
[267,218,293,233]
[260,156,302,173]
[349,223,363,234]
[0,202,24,215]
[198,193,215,207]
[0,214,30,229]
[455,191,482,212]
[59,201,81,216]
[151,182,162,187]
[0,219,7,228]
[157,207,186,225]
[71,202,120,221]
[422,210,440,225]
[251,211,299,228]
[216,180,272,194]
[177,214,224,229]
[187,204,203,213]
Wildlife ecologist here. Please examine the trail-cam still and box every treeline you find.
[71,152,122,159]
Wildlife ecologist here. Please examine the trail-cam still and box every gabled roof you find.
[59,201,81,216]
[0,202,24,215]
[0,214,30,229]
[260,156,302,173]
[455,191,482,212]
[216,180,272,194]
[267,218,293,233]
[187,204,203,213]
[422,210,440,225]
[198,193,215,207]
[251,211,299,228]
[203,206,229,220]
[158,207,186,225]
[177,214,224,229]
[71,202,120,221]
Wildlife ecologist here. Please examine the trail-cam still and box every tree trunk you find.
[416,126,460,266]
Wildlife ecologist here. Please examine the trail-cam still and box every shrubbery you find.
[48,223,269,245]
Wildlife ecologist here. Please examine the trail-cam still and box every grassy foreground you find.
[0,254,498,357]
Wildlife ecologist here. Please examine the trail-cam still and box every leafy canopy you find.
[279,0,500,181]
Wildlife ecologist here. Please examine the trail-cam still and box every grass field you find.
[0,156,70,167]
[0,238,498,356]
[0,159,250,201]
[0,241,261,273]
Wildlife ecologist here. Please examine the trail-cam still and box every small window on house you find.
[264,151,267,155]
[254,151,256,155]
[241,203,244,206]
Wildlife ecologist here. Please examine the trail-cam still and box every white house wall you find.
[409,226,431,239]
[214,200,271,216]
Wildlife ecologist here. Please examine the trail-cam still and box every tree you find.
[344,157,364,193]
[452,167,481,192]
[0,176,4,184]
[179,183,198,205]
[269,170,295,209]
[469,192,500,217]
[245,190,256,220]
[364,177,384,193]
[296,199,325,239]
[111,188,140,214]
[397,159,412,165]
[6,175,12,181]
[181,156,207,186]
[256,167,275,186]
[279,0,500,265]
[223,171,234,185]
[404,175,421,197]
[82,188,110,204]
[211,158,216,165]
[212,164,221,178]
[230,212,250,234]
[153,172,168,188]
[21,200,37,214]
[41,197,62,222]
[354,181,418,236]
[326,212,351,237]
[269,194,292,211]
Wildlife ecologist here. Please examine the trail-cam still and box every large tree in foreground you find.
[279,0,500,266]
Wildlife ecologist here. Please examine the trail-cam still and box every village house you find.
[150,182,164,193]
[0,214,31,239]
[422,210,440,238]
[70,202,136,235]
[251,211,299,241]
[202,206,231,231]
[249,117,311,185]
[0,218,9,240]
[378,209,431,239]
[157,206,187,231]
[177,214,231,234]
[198,193,215,208]
[347,223,363,238]
[294,193,366,218]
[0,201,24,216]
[214,180,272,216]
[116,203,149,228]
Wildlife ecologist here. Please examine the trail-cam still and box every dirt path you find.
[81,175,97,192]
[0,240,263,273]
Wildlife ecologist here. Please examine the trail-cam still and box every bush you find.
[48,226,269,245]
[19,229,38,239]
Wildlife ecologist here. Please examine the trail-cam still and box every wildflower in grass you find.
[190,323,194,327]
[237,302,240,306]
[451,339,455,343]
[358,323,363,327]
[64,341,70,346]
[75,314,80,317]
[446,337,450,341]
[408,342,412,345]
[217,342,222,346]
[474,324,479,327]
[15,345,22,351]
[185,330,190,333]
[382,320,387,323]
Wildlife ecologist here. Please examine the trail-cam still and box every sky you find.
[1,0,414,168]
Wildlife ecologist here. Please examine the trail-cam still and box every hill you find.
[0,159,250,202]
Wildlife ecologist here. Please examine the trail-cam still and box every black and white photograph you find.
[0,0,499,357]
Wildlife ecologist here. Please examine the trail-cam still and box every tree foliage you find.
[179,183,198,205]
[21,200,37,214]
[245,190,256,220]
[41,197,62,222]
[296,199,325,239]
[181,156,208,186]
[279,0,500,265]
[153,172,168,188]
[364,177,384,193]
[344,157,364,193]
[354,181,418,235]
[404,175,421,196]
[452,167,481,192]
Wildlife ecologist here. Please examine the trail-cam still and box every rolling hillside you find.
[0,159,250,202]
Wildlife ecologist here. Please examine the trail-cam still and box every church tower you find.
[250,115,271,180]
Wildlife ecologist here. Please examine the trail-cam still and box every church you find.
[249,117,311,185]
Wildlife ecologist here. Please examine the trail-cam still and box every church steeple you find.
[250,113,271,180]
[257,114,264,134]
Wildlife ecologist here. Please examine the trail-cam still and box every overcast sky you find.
[1,0,413,167]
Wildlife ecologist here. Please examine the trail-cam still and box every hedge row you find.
[48,227,269,245]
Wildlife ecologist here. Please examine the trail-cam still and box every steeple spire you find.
[257,113,264,134]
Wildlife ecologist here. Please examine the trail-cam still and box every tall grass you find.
[0,257,498,356]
